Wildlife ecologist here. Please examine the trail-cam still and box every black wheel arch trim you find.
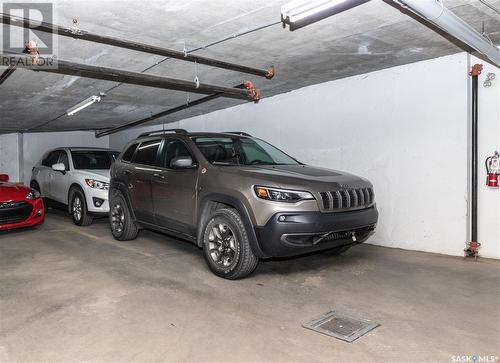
[68,183,85,214]
[197,193,267,258]
[110,179,138,222]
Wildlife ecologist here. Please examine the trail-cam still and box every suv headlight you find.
[254,186,314,202]
[85,179,109,190]
[26,189,40,200]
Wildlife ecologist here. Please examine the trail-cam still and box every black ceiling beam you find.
[0,13,275,79]
[0,66,16,85]
[96,83,247,137]
[95,92,226,138]
[1,54,260,101]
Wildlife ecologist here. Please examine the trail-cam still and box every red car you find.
[0,174,45,230]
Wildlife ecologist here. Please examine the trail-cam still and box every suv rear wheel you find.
[202,208,258,279]
[109,189,138,241]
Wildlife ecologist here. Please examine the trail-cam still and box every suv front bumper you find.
[254,206,378,258]
[83,186,110,213]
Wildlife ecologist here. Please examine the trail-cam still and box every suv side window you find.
[58,150,70,170]
[42,150,60,167]
[122,144,137,162]
[133,139,161,166]
[162,138,194,169]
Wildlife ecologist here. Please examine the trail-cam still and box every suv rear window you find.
[134,140,161,166]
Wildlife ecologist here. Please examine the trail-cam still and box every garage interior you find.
[1,0,500,362]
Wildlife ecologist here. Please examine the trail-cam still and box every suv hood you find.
[73,169,111,181]
[221,164,371,191]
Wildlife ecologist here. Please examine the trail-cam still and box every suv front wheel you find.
[109,189,138,241]
[202,208,259,279]
[69,187,93,226]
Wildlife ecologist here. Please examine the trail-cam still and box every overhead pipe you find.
[95,93,224,138]
[0,13,275,79]
[394,0,500,68]
[96,83,254,137]
[0,54,261,102]
[478,0,500,15]
[0,66,16,85]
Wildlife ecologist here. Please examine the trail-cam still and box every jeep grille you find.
[319,188,374,211]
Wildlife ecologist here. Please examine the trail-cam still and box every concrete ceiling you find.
[0,0,499,134]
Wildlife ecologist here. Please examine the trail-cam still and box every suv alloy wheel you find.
[69,187,93,226]
[202,208,258,279]
[109,189,138,241]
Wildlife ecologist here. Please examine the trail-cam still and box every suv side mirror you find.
[52,163,66,174]
[170,156,195,169]
[0,174,9,182]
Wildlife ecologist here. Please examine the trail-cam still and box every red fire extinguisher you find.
[486,151,500,187]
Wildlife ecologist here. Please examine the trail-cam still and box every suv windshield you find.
[71,150,120,170]
[192,136,299,166]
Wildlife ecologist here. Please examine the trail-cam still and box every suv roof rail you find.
[138,129,188,138]
[225,131,252,137]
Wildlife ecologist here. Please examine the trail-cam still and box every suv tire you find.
[69,187,93,226]
[109,189,138,241]
[202,208,258,279]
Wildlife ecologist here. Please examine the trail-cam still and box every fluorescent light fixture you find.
[395,0,500,68]
[67,95,102,116]
[281,0,370,31]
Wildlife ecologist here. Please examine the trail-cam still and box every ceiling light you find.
[281,0,370,31]
[67,95,102,116]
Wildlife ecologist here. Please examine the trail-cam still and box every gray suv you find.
[109,129,378,279]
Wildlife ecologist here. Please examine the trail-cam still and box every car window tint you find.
[42,151,60,167]
[122,144,137,162]
[58,151,70,170]
[71,151,116,170]
[134,140,161,166]
[192,137,298,166]
[193,137,238,164]
[111,151,120,161]
[240,139,274,164]
[163,138,192,168]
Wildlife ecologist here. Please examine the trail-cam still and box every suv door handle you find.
[153,173,165,180]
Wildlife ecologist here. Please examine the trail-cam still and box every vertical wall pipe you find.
[469,64,483,245]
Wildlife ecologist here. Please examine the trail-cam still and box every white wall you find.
[0,133,22,182]
[110,52,499,259]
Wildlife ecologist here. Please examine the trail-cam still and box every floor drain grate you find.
[302,311,379,342]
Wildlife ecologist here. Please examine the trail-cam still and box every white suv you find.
[30,147,120,226]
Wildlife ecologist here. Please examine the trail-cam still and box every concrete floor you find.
[1,210,499,363]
